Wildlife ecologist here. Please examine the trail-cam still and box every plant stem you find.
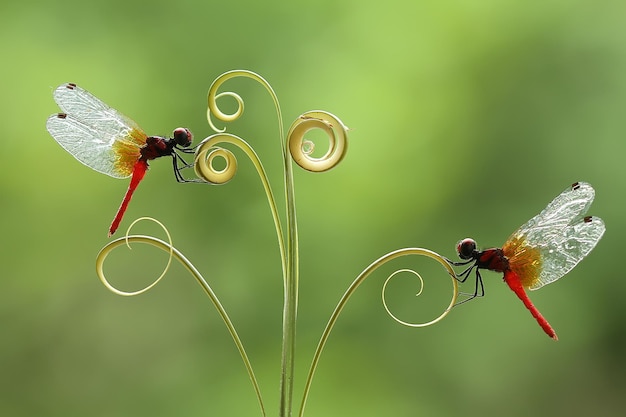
[279,123,299,417]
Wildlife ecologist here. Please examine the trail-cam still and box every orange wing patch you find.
[111,128,146,177]
[502,234,543,289]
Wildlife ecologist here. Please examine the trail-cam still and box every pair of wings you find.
[503,182,605,290]
[46,83,147,179]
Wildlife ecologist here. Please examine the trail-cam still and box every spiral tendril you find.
[95,218,266,416]
[96,217,173,296]
[207,70,275,133]
[194,141,239,185]
[287,111,349,172]
[299,247,458,417]
[382,267,454,327]
[207,92,244,133]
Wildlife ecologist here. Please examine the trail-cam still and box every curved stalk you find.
[298,248,458,417]
[205,70,297,417]
[194,133,286,284]
[96,235,266,417]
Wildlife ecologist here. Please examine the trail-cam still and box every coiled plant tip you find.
[298,247,458,417]
[96,217,173,297]
[287,111,349,172]
[96,217,266,416]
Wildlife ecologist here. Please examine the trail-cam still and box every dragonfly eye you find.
[173,127,193,147]
[457,238,477,260]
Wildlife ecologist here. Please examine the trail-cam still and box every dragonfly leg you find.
[178,145,199,154]
[171,152,204,183]
[444,257,474,267]
[454,268,485,306]
[454,263,476,283]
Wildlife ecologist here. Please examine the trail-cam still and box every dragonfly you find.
[46,83,196,236]
[450,181,605,340]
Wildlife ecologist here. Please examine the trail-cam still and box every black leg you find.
[444,257,474,267]
[171,153,204,183]
[454,263,476,283]
[178,146,198,154]
[454,267,485,306]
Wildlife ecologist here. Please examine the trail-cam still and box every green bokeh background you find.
[2,1,625,416]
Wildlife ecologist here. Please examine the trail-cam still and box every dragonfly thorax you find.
[476,248,509,273]
[140,136,175,161]
[457,238,510,272]
[139,128,193,162]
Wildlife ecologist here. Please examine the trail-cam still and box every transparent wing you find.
[519,181,595,232]
[46,83,146,178]
[504,182,605,290]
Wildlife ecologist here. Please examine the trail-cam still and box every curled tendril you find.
[298,247,458,417]
[194,142,239,185]
[96,217,173,296]
[287,111,349,172]
[207,91,245,133]
[207,70,275,133]
[95,217,266,417]
[382,265,455,327]
[205,70,349,173]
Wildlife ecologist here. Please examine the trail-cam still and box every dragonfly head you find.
[456,238,478,260]
[173,127,193,148]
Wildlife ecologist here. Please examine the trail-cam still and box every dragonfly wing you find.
[529,216,604,289]
[53,82,110,116]
[52,83,144,133]
[504,182,605,290]
[46,83,146,178]
[47,113,128,178]
[519,182,595,232]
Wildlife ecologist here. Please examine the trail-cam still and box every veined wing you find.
[504,182,605,290]
[46,83,146,178]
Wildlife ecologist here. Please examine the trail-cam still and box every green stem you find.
[196,133,298,417]
[204,71,363,417]
[195,130,296,416]
[280,137,299,417]
[298,248,458,417]
[206,70,298,417]
[96,235,267,417]
[241,72,299,417]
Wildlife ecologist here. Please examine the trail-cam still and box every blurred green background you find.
[1,0,625,416]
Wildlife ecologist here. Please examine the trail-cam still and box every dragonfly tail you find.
[108,159,149,237]
[504,270,558,341]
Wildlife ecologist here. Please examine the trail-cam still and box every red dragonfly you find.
[450,182,605,340]
[46,83,195,236]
